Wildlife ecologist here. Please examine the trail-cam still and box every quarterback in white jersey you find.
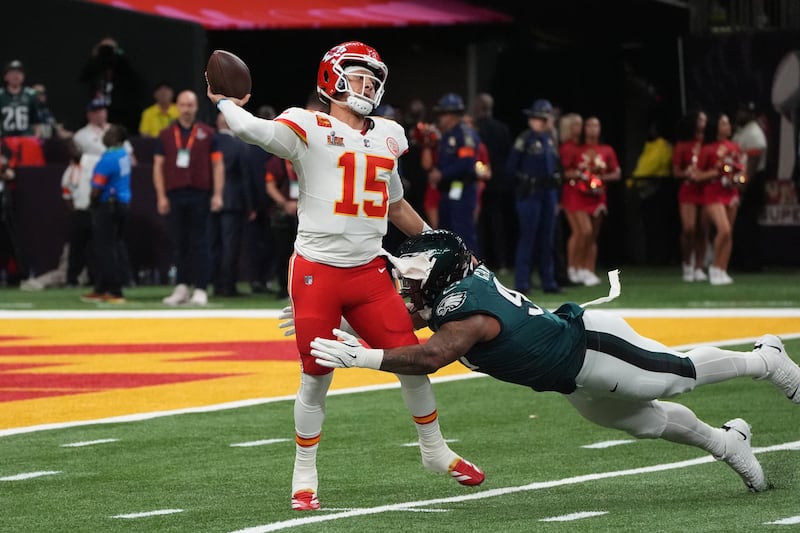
[209,41,484,511]
[273,107,408,266]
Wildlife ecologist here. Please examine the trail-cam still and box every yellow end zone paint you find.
[0,315,798,431]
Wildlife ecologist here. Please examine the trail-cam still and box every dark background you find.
[3,0,799,277]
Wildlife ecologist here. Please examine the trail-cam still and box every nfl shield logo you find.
[304,275,313,286]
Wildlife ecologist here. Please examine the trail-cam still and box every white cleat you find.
[693,268,708,281]
[682,263,694,282]
[190,288,208,306]
[715,418,767,492]
[162,283,190,305]
[754,334,800,403]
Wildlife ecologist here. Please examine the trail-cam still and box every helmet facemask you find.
[321,59,386,116]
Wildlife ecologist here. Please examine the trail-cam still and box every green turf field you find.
[1,266,799,532]
[1,346,799,533]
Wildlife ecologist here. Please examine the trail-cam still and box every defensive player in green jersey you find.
[311,229,800,493]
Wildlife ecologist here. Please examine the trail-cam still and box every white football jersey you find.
[275,107,408,267]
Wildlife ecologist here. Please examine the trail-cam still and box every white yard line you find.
[766,516,800,525]
[60,438,119,447]
[0,471,60,481]
[112,509,183,519]
[230,438,290,447]
[539,511,609,522]
[581,440,635,449]
[229,441,800,533]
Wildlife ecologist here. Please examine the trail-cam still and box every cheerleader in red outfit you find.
[695,113,746,285]
[560,116,620,286]
[672,110,710,282]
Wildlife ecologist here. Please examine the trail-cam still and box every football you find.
[205,50,251,99]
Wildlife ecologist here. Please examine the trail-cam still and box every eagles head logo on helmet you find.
[317,41,388,116]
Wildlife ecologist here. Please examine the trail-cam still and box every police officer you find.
[429,93,482,252]
[505,99,561,294]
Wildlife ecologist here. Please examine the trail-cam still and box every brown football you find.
[205,50,251,99]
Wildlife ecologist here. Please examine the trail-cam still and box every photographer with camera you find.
[505,99,562,295]
[79,36,143,134]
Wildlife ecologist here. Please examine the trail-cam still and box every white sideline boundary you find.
[229,441,800,533]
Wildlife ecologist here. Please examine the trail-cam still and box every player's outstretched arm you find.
[311,314,497,374]
[210,92,301,160]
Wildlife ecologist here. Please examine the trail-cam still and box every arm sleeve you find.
[217,100,304,160]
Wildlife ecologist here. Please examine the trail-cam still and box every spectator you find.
[244,104,277,294]
[31,84,71,141]
[461,112,492,226]
[264,156,298,300]
[556,112,584,286]
[561,116,621,286]
[80,124,132,304]
[472,92,514,272]
[430,92,482,251]
[628,121,675,265]
[210,40,483,511]
[79,36,143,133]
[731,102,768,272]
[505,99,562,295]
[64,98,136,288]
[696,113,745,285]
[672,110,710,282]
[0,143,19,285]
[402,99,441,230]
[138,82,178,138]
[153,90,224,306]
[0,60,45,167]
[399,98,432,218]
[210,112,254,297]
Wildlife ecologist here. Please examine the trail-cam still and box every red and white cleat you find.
[449,458,485,486]
[291,489,320,511]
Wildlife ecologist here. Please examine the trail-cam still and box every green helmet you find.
[396,230,472,307]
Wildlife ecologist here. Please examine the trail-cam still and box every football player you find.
[208,42,484,511]
[311,229,800,493]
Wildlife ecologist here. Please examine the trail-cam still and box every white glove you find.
[310,328,384,370]
[278,305,295,336]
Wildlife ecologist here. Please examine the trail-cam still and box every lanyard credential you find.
[174,124,197,168]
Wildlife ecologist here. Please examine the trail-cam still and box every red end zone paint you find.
[0,339,298,403]
[0,340,299,359]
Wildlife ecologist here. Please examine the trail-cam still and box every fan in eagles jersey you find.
[207,41,484,512]
[311,229,800,494]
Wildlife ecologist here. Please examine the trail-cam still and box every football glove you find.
[310,328,383,370]
[277,305,295,336]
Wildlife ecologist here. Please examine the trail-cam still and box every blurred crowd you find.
[0,37,773,304]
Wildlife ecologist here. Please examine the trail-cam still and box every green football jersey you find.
[0,87,40,136]
[428,265,587,393]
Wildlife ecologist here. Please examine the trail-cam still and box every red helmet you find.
[317,41,388,116]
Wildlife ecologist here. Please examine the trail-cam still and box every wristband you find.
[361,348,384,370]
[421,222,432,232]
